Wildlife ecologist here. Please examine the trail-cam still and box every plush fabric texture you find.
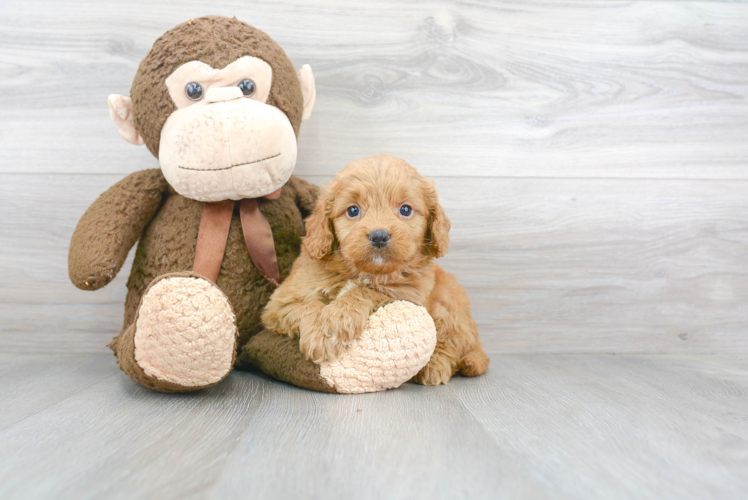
[109,271,237,393]
[164,57,273,109]
[158,97,298,201]
[131,15,304,158]
[318,301,437,394]
[238,301,437,394]
[69,169,318,392]
[69,17,327,393]
[134,275,238,387]
[118,172,317,350]
[69,169,168,290]
[236,330,338,393]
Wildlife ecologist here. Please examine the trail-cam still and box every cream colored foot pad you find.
[319,301,437,394]
[135,277,237,387]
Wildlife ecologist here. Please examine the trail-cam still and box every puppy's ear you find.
[424,179,451,258]
[303,182,336,259]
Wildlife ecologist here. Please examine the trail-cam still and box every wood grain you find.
[452,354,748,500]
[0,0,746,179]
[0,353,746,499]
[2,173,747,354]
[1,0,748,354]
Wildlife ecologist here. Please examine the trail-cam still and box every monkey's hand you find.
[68,169,167,290]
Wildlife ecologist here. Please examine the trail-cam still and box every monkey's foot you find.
[112,272,238,393]
[318,301,437,393]
[239,301,437,394]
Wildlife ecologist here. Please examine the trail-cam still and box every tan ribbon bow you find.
[192,189,282,286]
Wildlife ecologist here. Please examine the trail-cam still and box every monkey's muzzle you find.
[158,97,297,202]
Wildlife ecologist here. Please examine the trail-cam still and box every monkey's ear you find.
[107,94,145,146]
[297,65,316,122]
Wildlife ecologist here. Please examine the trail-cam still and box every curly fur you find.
[262,154,489,385]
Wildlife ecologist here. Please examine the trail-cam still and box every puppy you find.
[262,154,489,385]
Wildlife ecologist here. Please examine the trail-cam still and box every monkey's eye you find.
[238,79,256,97]
[185,82,203,101]
[346,206,360,218]
[399,205,413,217]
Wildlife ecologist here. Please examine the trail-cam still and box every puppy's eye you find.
[399,204,413,217]
[346,206,360,218]
[185,82,203,101]
[238,79,256,97]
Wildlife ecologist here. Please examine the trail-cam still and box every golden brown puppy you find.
[262,154,489,385]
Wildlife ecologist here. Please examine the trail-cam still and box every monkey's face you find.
[107,16,316,203]
[158,57,297,202]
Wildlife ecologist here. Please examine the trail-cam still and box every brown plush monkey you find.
[69,16,319,393]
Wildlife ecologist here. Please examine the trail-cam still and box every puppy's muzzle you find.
[368,229,390,248]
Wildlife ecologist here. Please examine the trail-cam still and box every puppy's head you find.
[303,154,450,274]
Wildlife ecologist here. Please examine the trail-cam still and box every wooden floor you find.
[0,353,745,499]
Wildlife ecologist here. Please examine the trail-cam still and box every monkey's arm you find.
[286,175,321,219]
[68,168,168,290]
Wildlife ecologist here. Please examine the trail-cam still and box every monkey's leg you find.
[109,271,237,393]
[238,301,437,394]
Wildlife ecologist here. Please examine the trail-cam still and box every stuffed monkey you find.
[69,16,322,392]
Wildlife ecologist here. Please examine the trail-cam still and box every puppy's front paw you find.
[299,319,342,364]
[412,353,457,386]
[320,301,369,346]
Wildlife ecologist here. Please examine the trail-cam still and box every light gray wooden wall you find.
[1,0,747,354]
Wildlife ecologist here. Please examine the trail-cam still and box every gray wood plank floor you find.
[0,353,746,499]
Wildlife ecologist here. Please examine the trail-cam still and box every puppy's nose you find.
[369,229,390,248]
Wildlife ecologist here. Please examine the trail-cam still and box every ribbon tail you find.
[193,201,235,284]
[239,199,281,286]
